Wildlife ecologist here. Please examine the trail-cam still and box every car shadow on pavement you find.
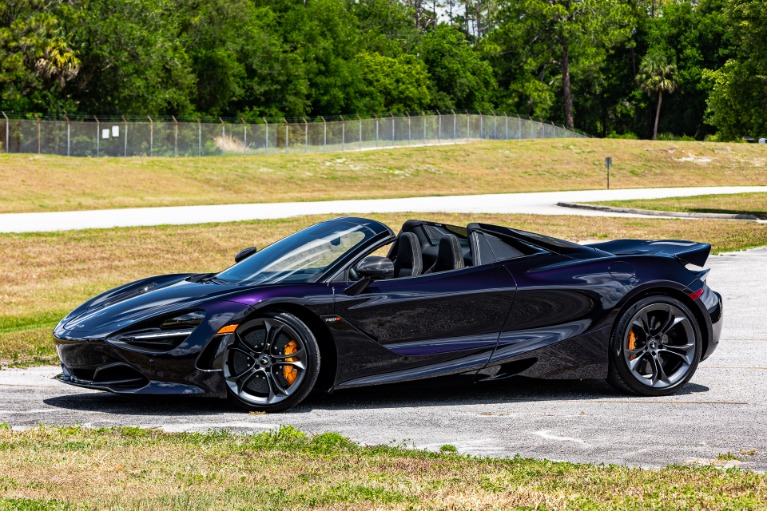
[302,376,711,411]
[43,376,711,416]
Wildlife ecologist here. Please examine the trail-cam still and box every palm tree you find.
[638,53,677,140]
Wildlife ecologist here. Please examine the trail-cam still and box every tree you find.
[0,0,79,113]
[356,52,432,113]
[68,0,195,115]
[705,0,767,140]
[640,0,732,139]
[487,0,633,129]
[637,52,677,139]
[418,24,495,111]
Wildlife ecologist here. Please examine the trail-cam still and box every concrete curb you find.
[557,202,760,221]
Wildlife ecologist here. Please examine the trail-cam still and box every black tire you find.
[223,311,320,412]
[607,295,702,396]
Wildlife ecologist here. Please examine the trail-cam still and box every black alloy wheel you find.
[607,295,702,396]
[223,311,320,412]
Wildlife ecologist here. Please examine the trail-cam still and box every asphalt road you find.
[2,247,766,470]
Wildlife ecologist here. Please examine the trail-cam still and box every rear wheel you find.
[223,311,320,412]
[607,295,701,396]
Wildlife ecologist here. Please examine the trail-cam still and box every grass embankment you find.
[592,192,767,220]
[3,212,767,367]
[0,425,765,510]
[2,139,767,213]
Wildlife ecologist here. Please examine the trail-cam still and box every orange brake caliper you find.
[283,340,299,386]
[627,329,637,360]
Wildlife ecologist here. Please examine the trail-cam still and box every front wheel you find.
[223,311,320,412]
[607,295,702,396]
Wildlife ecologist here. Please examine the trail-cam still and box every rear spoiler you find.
[586,239,711,267]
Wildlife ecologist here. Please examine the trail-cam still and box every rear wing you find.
[586,239,711,267]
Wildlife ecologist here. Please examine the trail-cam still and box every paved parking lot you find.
[2,247,765,469]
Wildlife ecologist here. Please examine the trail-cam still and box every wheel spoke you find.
[628,351,648,371]
[654,357,671,386]
[264,321,284,354]
[660,315,686,336]
[267,369,291,396]
[656,306,675,335]
[632,312,651,336]
[230,345,259,361]
[275,360,306,371]
[272,348,306,360]
[234,366,259,394]
[661,343,694,364]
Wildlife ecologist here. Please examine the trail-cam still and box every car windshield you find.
[216,220,377,285]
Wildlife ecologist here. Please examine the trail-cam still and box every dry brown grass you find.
[2,139,767,213]
[2,212,767,366]
[594,192,767,219]
[0,426,765,510]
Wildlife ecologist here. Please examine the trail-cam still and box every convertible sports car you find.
[54,217,723,412]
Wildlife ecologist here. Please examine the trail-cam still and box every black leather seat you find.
[425,234,464,274]
[393,232,423,278]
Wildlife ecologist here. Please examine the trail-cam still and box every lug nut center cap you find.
[258,356,271,367]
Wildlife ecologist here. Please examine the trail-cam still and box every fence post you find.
[33,114,41,154]
[243,118,247,155]
[341,115,345,152]
[375,115,379,147]
[303,118,308,153]
[148,116,153,156]
[64,114,70,156]
[219,118,226,155]
[505,113,509,140]
[492,110,498,140]
[517,115,522,139]
[390,113,395,146]
[122,115,128,156]
[2,112,7,153]
[357,115,362,150]
[263,118,269,155]
[422,112,426,141]
[321,116,326,151]
[197,119,202,157]
[480,112,483,139]
[436,110,441,142]
[284,118,288,154]
[171,116,178,157]
[406,113,411,145]
[94,115,100,157]
[451,109,456,143]
[466,110,470,140]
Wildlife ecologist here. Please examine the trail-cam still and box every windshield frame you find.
[215,217,394,286]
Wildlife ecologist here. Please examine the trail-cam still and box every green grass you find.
[591,192,767,219]
[2,212,767,367]
[0,425,765,510]
[2,139,767,213]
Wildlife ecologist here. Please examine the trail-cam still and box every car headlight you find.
[160,311,206,330]
[111,311,206,351]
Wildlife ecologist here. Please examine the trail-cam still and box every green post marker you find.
[605,156,612,189]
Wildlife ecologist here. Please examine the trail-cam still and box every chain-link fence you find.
[0,112,585,157]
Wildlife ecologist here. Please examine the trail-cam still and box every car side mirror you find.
[355,256,394,280]
[234,246,257,263]
[345,256,394,296]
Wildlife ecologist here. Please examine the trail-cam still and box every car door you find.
[331,262,517,386]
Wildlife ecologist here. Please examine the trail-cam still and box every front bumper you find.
[54,331,230,398]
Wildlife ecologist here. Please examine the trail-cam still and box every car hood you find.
[56,273,244,337]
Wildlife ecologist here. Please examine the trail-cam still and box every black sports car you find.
[54,217,723,411]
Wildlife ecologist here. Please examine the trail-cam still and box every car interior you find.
[341,219,544,282]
